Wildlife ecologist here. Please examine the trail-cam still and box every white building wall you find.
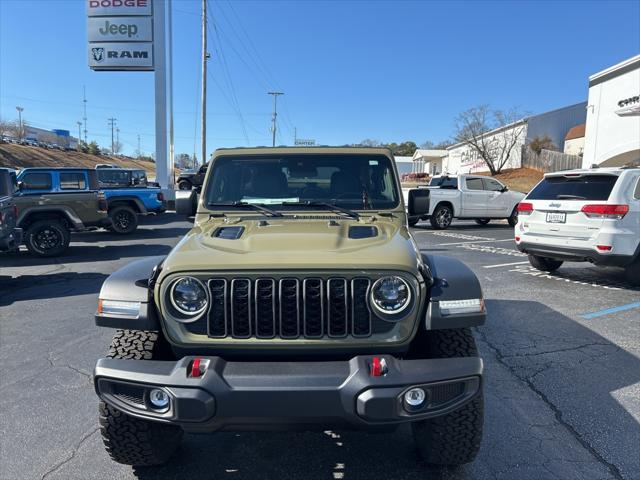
[583,56,640,167]
[444,124,528,174]
[564,137,585,156]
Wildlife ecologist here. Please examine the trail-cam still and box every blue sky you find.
[1,0,639,159]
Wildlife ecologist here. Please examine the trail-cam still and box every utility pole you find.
[137,134,141,158]
[294,127,297,145]
[201,0,208,167]
[15,106,24,140]
[77,121,82,150]
[108,117,117,154]
[268,92,283,147]
[82,86,88,144]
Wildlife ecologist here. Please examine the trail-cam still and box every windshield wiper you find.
[556,194,587,200]
[207,201,283,217]
[282,201,360,219]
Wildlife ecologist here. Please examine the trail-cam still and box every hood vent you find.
[213,226,244,240]
[349,226,378,239]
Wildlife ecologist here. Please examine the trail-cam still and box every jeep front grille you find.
[186,276,383,340]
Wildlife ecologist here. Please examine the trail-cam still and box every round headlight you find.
[170,277,208,316]
[370,276,411,314]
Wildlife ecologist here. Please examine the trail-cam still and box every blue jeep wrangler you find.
[96,168,166,234]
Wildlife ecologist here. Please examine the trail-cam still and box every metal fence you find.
[521,146,582,173]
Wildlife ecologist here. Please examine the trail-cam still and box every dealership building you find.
[582,54,640,167]
[440,102,587,175]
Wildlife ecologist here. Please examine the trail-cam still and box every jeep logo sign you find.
[88,42,153,70]
[87,0,153,71]
[87,0,152,16]
[88,17,152,42]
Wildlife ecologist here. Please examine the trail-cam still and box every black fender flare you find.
[107,196,147,214]
[422,254,486,330]
[95,256,165,330]
[17,206,83,230]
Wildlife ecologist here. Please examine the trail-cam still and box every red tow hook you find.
[370,356,388,377]
[189,358,203,378]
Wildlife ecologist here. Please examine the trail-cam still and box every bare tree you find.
[0,118,13,137]
[454,105,527,175]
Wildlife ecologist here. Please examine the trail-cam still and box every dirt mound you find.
[0,144,156,174]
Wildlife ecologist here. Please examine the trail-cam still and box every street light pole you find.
[15,106,24,140]
[201,0,208,167]
[268,92,283,147]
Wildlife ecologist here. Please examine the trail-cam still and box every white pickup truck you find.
[406,174,526,229]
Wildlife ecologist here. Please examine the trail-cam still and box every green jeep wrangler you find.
[94,147,486,468]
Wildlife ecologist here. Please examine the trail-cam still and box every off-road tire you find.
[99,330,182,466]
[24,219,70,257]
[177,180,192,190]
[507,207,518,227]
[411,328,483,466]
[528,254,563,272]
[429,204,453,230]
[109,206,138,235]
[475,219,490,226]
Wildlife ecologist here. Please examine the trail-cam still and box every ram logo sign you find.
[88,42,153,70]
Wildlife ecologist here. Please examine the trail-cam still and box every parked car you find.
[14,168,110,256]
[0,168,22,252]
[96,168,166,234]
[406,174,525,228]
[515,166,640,285]
[93,147,486,469]
[177,162,208,190]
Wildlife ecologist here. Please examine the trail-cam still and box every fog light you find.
[404,387,426,408]
[149,389,169,409]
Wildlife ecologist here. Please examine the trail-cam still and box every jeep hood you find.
[160,217,422,274]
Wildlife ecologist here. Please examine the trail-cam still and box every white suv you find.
[515,167,640,285]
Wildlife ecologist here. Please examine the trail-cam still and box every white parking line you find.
[483,261,530,269]
[435,238,515,246]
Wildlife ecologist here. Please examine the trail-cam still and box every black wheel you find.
[411,329,483,465]
[24,219,70,257]
[507,207,518,227]
[429,204,453,230]
[99,330,182,466]
[408,217,419,227]
[624,261,640,286]
[475,219,490,225]
[178,180,192,190]
[109,206,138,234]
[528,254,563,272]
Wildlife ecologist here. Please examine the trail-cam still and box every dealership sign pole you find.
[87,0,170,192]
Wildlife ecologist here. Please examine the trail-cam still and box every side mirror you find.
[501,186,509,192]
[132,178,140,186]
[408,188,430,218]
[175,189,197,217]
[17,181,24,192]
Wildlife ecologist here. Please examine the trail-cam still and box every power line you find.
[208,6,250,145]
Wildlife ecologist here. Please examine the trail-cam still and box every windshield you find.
[527,175,618,201]
[97,169,132,187]
[205,154,399,211]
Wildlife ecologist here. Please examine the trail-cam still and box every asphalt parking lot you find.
[1,216,638,480]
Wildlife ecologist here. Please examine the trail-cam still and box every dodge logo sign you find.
[91,47,105,62]
[86,0,152,17]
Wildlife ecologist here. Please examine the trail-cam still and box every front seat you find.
[252,168,288,198]
[330,171,362,198]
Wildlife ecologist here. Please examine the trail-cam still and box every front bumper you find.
[94,355,482,432]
